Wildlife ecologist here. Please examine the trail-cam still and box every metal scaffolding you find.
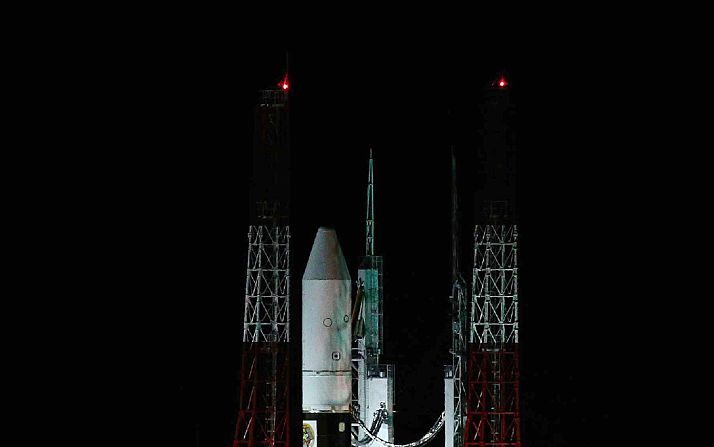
[235,225,291,447]
[465,224,520,447]
[243,226,291,344]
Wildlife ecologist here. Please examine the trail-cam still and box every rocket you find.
[302,227,352,446]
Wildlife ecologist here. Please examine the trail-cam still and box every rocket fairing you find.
[302,227,352,413]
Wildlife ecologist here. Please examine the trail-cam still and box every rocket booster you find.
[302,227,352,413]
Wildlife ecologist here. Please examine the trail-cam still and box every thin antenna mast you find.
[366,148,375,256]
[451,146,461,281]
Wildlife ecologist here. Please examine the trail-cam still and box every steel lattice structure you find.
[465,225,520,447]
[235,82,291,447]
[242,226,291,344]
[235,225,291,447]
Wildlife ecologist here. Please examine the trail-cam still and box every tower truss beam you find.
[243,225,291,343]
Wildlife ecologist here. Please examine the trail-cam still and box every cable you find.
[352,406,387,446]
[351,407,445,447]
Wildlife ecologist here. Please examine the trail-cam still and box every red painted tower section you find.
[465,345,520,446]
[234,343,290,447]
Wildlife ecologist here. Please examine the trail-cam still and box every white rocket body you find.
[302,227,352,413]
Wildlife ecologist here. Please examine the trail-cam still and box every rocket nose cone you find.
[303,227,351,280]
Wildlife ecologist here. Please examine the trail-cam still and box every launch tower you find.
[464,75,520,447]
[234,76,292,447]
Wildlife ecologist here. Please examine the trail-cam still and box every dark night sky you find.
[108,25,639,447]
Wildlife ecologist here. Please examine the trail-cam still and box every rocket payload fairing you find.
[302,227,352,445]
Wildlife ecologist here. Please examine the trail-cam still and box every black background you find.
[96,21,641,447]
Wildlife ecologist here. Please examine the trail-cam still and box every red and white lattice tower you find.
[234,79,291,447]
[464,75,520,447]
[465,225,520,447]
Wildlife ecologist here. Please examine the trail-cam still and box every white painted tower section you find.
[302,227,352,412]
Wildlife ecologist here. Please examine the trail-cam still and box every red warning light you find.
[279,74,290,91]
[498,77,508,88]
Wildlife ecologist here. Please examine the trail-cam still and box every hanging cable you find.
[352,404,388,446]
[351,406,445,447]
